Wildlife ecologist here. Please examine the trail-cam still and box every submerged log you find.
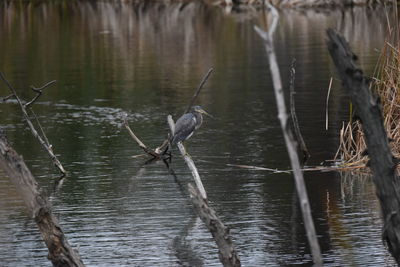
[0,131,84,267]
[327,28,400,265]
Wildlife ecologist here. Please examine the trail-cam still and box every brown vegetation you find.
[335,19,400,170]
[209,0,394,7]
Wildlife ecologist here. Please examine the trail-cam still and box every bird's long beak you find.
[200,109,214,119]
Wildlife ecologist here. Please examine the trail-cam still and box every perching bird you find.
[171,105,212,145]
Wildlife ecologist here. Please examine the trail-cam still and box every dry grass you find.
[335,10,400,169]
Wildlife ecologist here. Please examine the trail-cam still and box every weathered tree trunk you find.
[327,28,400,265]
[0,131,84,267]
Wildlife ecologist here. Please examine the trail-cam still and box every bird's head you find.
[192,105,213,118]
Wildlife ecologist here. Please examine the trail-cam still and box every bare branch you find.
[1,94,14,102]
[325,77,333,130]
[123,114,168,159]
[254,6,323,266]
[0,131,84,266]
[188,184,241,267]
[24,80,56,108]
[0,72,66,177]
[184,68,214,114]
[227,163,291,173]
[31,108,51,147]
[167,115,207,199]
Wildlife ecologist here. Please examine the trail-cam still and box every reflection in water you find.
[172,215,204,267]
[0,1,396,266]
[324,172,391,266]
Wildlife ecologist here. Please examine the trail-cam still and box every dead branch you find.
[325,77,333,130]
[2,94,14,102]
[227,163,291,173]
[254,4,323,266]
[25,80,57,108]
[0,72,66,178]
[227,163,365,173]
[0,130,84,267]
[122,114,164,159]
[327,28,400,265]
[289,59,310,163]
[188,184,241,267]
[184,68,214,114]
[167,115,207,199]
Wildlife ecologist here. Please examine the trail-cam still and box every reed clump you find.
[335,25,400,169]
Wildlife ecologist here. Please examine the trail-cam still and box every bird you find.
[171,105,212,146]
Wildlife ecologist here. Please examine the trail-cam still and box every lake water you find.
[0,2,396,266]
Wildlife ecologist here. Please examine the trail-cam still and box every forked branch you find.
[25,80,56,108]
[0,72,66,178]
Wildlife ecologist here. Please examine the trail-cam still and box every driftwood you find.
[188,184,241,267]
[0,72,66,178]
[0,131,84,267]
[254,4,323,266]
[327,28,400,265]
[289,59,310,163]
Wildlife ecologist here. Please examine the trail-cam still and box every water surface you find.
[0,2,395,266]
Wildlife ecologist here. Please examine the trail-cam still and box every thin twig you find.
[1,94,14,102]
[0,72,66,178]
[289,58,310,162]
[167,115,207,199]
[31,108,51,147]
[254,4,323,266]
[227,163,291,173]
[25,80,56,108]
[325,77,333,130]
[123,114,163,159]
[227,163,366,173]
[184,68,214,114]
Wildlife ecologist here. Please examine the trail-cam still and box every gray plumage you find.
[171,106,209,145]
